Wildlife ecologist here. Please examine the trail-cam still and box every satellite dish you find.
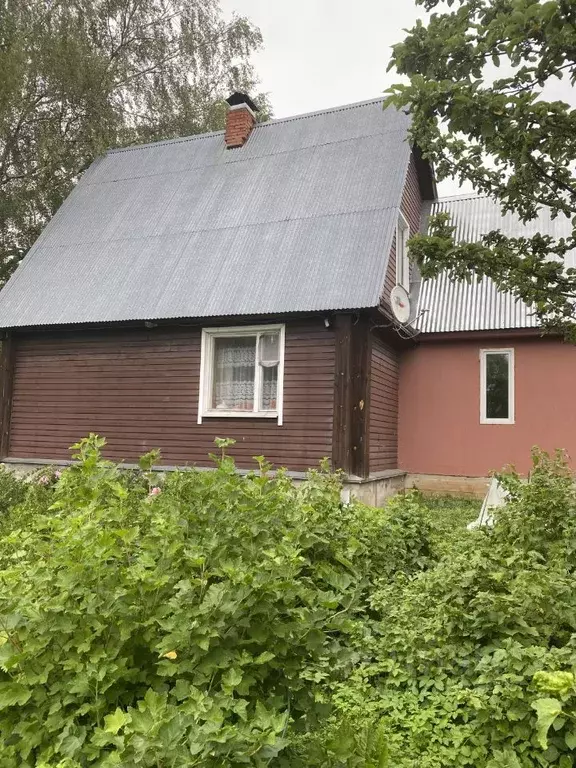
[390,285,411,324]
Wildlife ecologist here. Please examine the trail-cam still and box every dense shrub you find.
[2,439,576,767]
[0,435,432,767]
[304,450,576,768]
[0,462,28,520]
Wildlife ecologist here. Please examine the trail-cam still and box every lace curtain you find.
[211,333,279,411]
[212,338,255,410]
[261,366,277,410]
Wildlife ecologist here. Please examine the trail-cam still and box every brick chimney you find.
[224,92,259,149]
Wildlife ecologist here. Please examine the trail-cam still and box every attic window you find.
[396,212,410,291]
[198,325,285,424]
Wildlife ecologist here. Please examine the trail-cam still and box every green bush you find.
[2,439,576,767]
[0,435,432,767]
[0,462,28,522]
[311,450,576,768]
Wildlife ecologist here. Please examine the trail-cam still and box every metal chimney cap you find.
[225,92,259,112]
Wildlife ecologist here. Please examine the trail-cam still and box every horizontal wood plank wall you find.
[9,320,335,472]
[382,154,423,303]
[369,335,399,472]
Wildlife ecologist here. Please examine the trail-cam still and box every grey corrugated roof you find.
[0,98,414,328]
[417,194,574,333]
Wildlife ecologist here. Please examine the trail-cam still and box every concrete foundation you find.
[2,458,492,502]
[405,473,490,498]
[342,470,407,506]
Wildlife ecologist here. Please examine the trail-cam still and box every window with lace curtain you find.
[198,325,285,424]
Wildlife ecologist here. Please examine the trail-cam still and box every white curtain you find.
[259,333,279,410]
[213,338,255,410]
[261,366,278,410]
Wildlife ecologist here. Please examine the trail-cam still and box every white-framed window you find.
[396,212,410,291]
[198,324,285,424]
[480,348,515,425]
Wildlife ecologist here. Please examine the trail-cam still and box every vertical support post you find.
[0,332,15,459]
[350,315,371,478]
[333,314,352,473]
[332,314,371,478]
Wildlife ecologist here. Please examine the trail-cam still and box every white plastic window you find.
[480,349,515,424]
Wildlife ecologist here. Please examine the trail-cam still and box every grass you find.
[418,493,482,556]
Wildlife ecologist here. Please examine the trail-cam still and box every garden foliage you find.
[0,436,431,767]
[0,437,575,766]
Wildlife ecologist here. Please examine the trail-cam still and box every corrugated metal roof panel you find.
[416,195,573,333]
[433,194,574,249]
[0,98,413,328]
[417,274,537,332]
[0,209,398,327]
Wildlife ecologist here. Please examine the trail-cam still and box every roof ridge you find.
[436,193,488,203]
[108,128,225,155]
[106,97,389,156]
[260,97,387,127]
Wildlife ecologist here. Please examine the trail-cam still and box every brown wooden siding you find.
[382,154,424,303]
[9,320,335,472]
[369,335,399,471]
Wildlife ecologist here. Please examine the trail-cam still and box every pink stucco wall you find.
[399,337,576,477]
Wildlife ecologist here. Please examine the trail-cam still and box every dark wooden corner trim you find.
[0,332,15,459]
[412,143,436,201]
[332,314,351,472]
[332,314,371,478]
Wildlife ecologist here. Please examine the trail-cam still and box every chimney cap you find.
[225,92,259,112]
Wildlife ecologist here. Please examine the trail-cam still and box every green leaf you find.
[0,683,31,709]
[532,698,563,749]
[565,729,576,751]
[103,708,131,734]
[222,667,243,691]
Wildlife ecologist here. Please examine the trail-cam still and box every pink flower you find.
[38,475,50,486]
[54,470,62,479]
[149,487,161,496]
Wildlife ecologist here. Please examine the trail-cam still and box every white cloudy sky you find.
[220,0,423,116]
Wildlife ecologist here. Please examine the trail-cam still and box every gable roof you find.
[416,194,575,333]
[0,99,426,329]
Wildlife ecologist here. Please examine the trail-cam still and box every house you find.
[0,93,572,500]
[0,95,433,502]
[401,194,576,495]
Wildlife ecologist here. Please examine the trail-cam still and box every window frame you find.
[198,324,286,424]
[480,348,515,425]
[396,211,410,291]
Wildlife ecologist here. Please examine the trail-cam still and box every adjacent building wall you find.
[399,336,576,477]
[8,319,335,472]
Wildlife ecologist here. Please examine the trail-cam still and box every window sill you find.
[202,410,279,420]
[480,419,515,425]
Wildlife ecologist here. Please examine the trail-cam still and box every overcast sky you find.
[220,0,422,116]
